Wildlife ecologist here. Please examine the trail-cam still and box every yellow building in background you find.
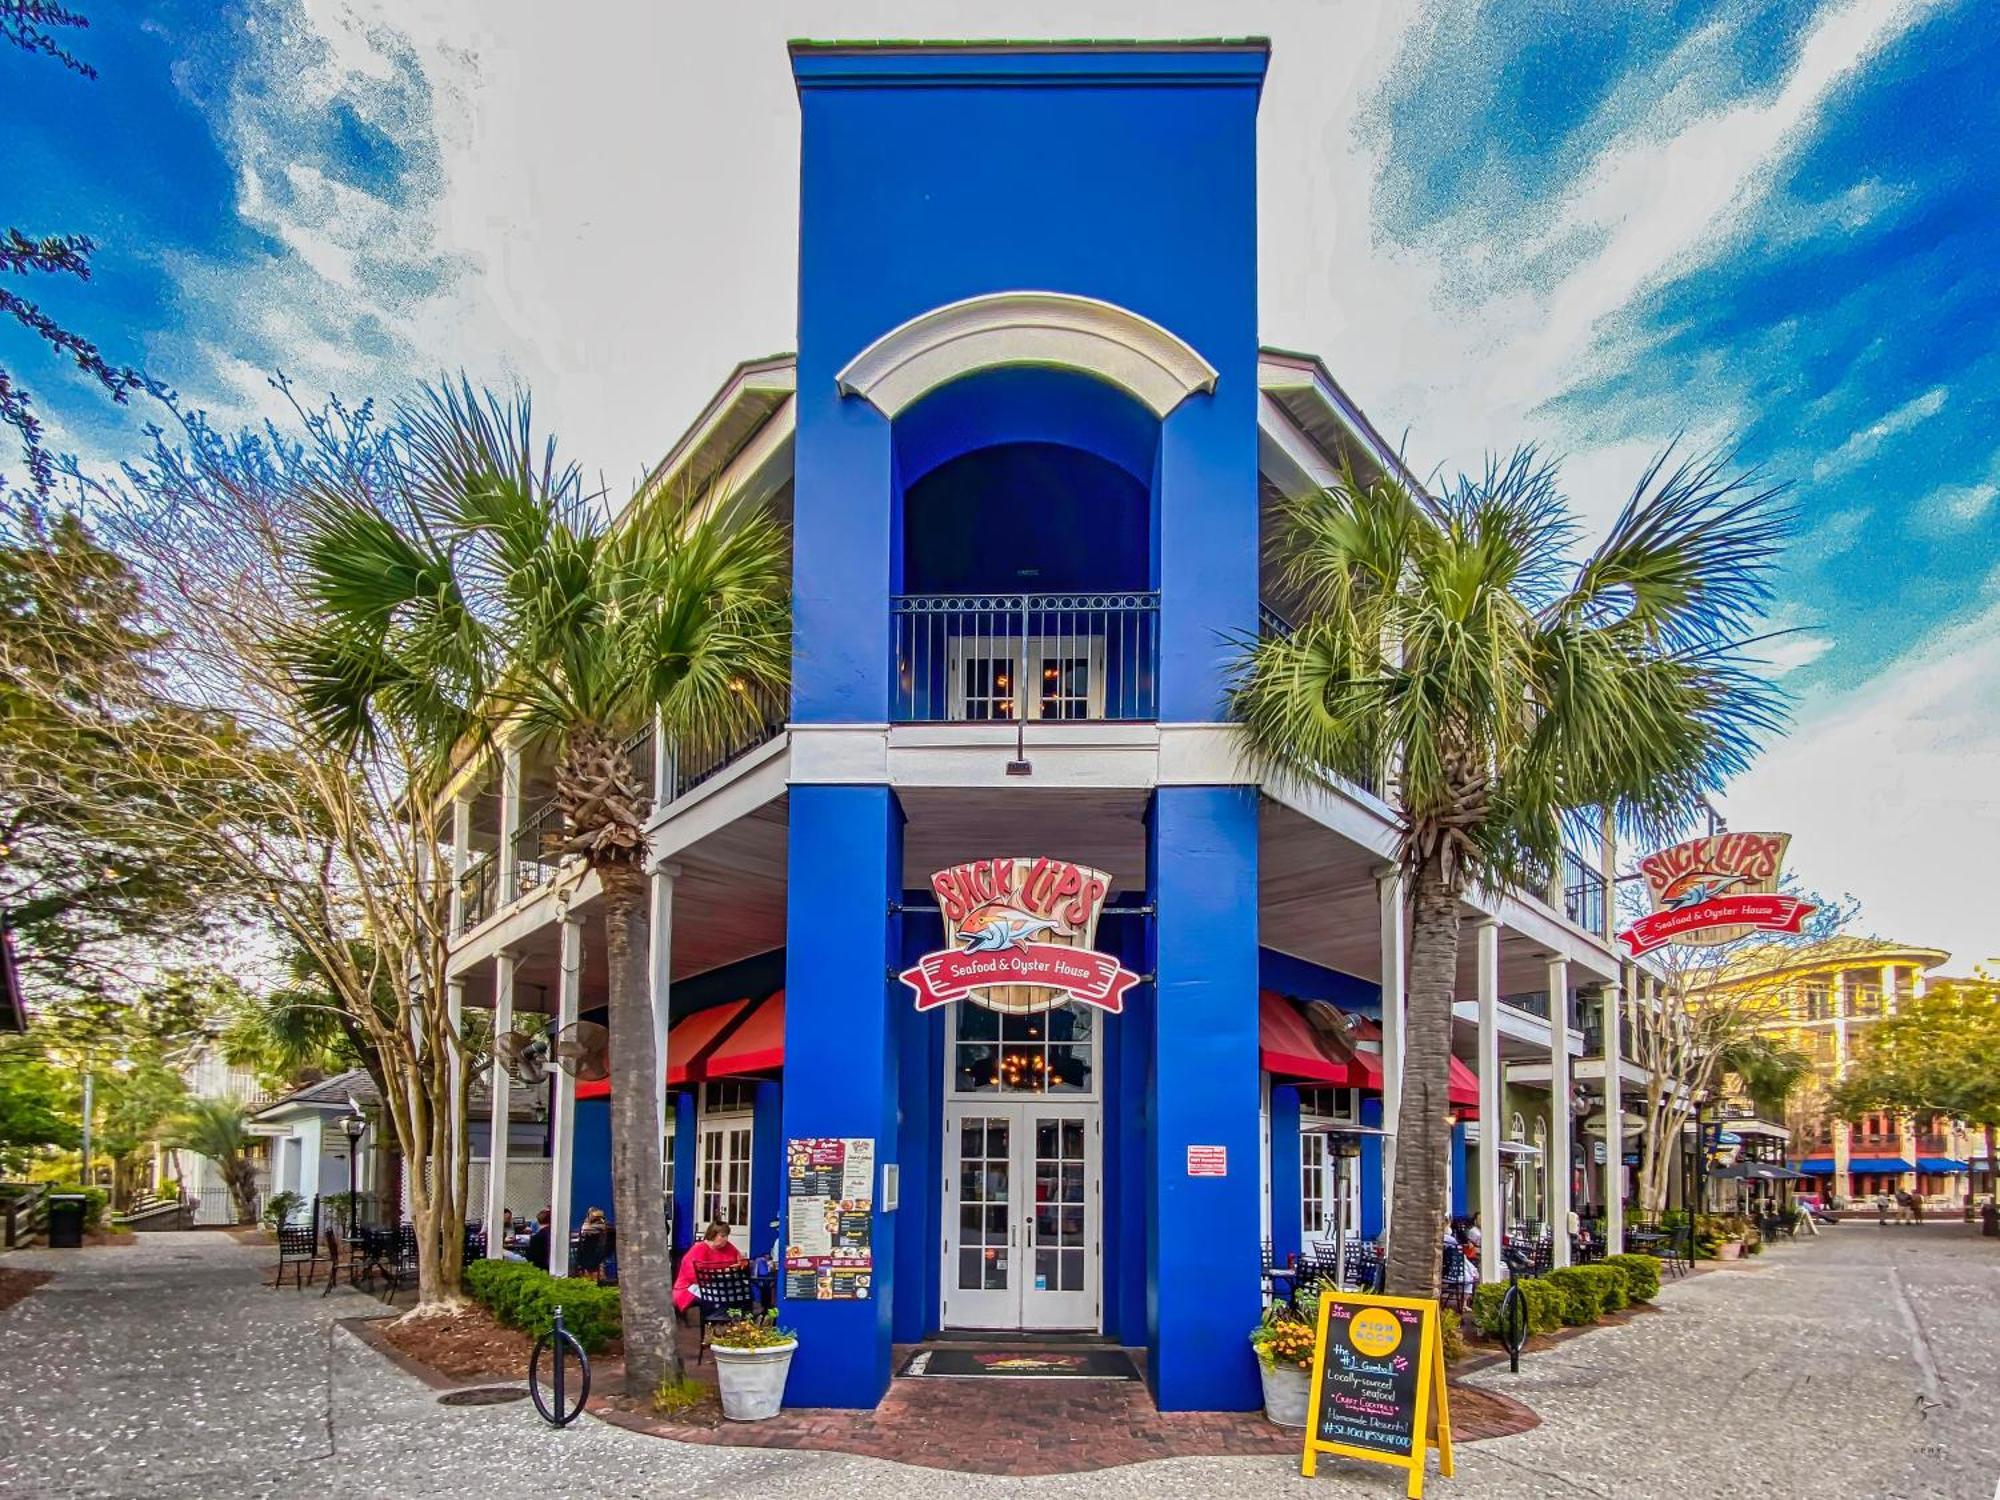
[1694,937,1977,1208]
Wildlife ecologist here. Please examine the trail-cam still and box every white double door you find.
[943,1100,1099,1331]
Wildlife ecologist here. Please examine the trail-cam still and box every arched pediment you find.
[836,290,1218,419]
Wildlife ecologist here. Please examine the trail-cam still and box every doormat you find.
[899,1347,1140,1380]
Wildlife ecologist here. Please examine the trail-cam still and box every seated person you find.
[672,1219,745,1313]
[524,1208,552,1271]
[574,1206,611,1280]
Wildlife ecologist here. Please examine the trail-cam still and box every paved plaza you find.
[0,1225,1994,1499]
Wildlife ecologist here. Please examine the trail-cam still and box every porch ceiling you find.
[897,786,1151,893]
[1258,799,1387,983]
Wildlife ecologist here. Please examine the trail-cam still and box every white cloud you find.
[1907,479,1999,536]
[1753,605,1836,678]
[1810,384,1950,481]
[1720,599,2000,970]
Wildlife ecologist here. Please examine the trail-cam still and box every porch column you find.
[1148,786,1262,1411]
[1376,866,1406,1240]
[548,913,582,1277]
[1833,968,1852,1204]
[1547,958,1572,1267]
[648,864,680,1148]
[778,785,902,1408]
[484,950,516,1256]
[651,709,673,808]
[1602,977,1625,1254]
[498,745,522,905]
[449,794,471,934]
[1475,919,1502,1247]
[446,979,466,1196]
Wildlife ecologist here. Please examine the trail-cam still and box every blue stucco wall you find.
[1268,1084,1303,1261]
[778,784,904,1406]
[570,1097,612,1236]
[790,45,1266,725]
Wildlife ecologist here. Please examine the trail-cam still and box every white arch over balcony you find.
[836,290,1218,420]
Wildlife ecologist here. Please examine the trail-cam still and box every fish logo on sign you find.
[1618,832,1817,957]
[899,857,1141,1015]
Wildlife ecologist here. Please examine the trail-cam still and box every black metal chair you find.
[275,1223,319,1289]
[574,1226,611,1281]
[1440,1242,1469,1311]
[692,1264,757,1363]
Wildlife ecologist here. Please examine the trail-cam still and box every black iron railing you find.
[456,852,498,934]
[514,797,565,896]
[1561,848,1606,937]
[891,591,1159,723]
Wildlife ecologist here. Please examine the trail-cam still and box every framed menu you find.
[1300,1291,1453,1497]
[782,1136,874,1301]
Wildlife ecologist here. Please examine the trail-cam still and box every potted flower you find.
[1249,1307,1317,1427]
[707,1311,797,1421]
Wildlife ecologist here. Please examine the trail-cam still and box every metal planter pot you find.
[1259,1360,1312,1428]
[712,1340,798,1421]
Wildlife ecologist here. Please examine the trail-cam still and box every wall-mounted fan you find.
[494,1030,550,1088]
[553,1020,611,1084]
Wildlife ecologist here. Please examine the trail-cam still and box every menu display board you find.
[782,1136,874,1301]
[1301,1292,1453,1497]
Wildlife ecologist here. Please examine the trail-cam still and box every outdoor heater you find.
[1303,1122,1385,1289]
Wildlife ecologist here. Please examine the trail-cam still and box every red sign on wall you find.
[1617,831,1816,957]
[1186,1145,1228,1177]
[899,857,1141,1016]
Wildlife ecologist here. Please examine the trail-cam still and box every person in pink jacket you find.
[672,1220,745,1312]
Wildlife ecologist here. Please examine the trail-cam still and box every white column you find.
[448,794,471,934]
[648,864,679,1148]
[1598,807,1617,944]
[484,950,516,1255]
[651,708,672,808]
[1833,969,1851,1204]
[1602,976,1626,1254]
[1376,866,1406,1238]
[498,746,522,906]
[1476,919,1503,1247]
[446,978,466,1198]
[548,913,582,1277]
[1547,958,1572,1267]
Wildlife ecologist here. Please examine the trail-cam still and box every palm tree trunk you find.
[1383,852,1461,1298]
[602,863,681,1393]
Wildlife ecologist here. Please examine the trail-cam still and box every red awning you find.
[1447,1055,1480,1113]
[575,991,785,1101]
[1260,990,1345,1082]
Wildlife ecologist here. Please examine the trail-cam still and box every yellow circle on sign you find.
[1349,1307,1402,1358]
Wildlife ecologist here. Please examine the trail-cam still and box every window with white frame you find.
[698,1120,752,1239]
[1301,1131,1328,1235]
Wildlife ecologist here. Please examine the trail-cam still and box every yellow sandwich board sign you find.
[1301,1291,1453,1497]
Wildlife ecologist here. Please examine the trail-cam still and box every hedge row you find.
[462,1259,622,1353]
[1469,1252,1661,1338]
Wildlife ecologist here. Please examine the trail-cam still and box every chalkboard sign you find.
[1301,1292,1453,1497]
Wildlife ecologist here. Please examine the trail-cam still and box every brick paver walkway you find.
[2,1224,1995,1497]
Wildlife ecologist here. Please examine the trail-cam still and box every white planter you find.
[712,1339,797,1421]
[1259,1361,1312,1428]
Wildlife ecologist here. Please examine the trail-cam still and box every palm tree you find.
[164,1098,262,1223]
[1232,447,1787,1297]
[282,381,788,1394]
[1721,1035,1813,1122]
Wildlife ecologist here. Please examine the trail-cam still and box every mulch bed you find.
[0,1268,54,1317]
[227,1227,275,1247]
[1459,1299,1663,1368]
[358,1302,1537,1476]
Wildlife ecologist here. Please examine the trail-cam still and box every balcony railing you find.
[1561,848,1606,937]
[891,591,1158,723]
[664,719,785,803]
[1250,599,1381,797]
[456,851,498,934]
[513,797,565,896]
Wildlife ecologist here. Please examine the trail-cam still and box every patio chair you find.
[691,1264,758,1363]
[1440,1242,1469,1311]
[274,1223,319,1289]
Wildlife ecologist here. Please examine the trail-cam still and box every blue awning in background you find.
[1798,1158,1834,1174]
[1916,1156,1969,1173]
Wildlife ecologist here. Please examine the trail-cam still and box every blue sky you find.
[5,0,1995,961]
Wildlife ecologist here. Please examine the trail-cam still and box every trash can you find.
[47,1193,88,1249]
[1982,1203,1998,1239]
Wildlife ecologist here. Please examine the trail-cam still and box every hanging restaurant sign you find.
[1616,831,1816,958]
[899,857,1141,1015]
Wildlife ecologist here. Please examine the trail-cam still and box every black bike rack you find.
[530,1304,591,1428]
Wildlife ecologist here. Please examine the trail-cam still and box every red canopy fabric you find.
[1259,990,1345,1082]
[1447,1055,1480,1113]
[574,991,784,1101]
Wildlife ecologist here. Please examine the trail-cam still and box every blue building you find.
[438,38,1639,1416]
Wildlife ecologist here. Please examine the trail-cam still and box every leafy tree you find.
[162,1097,260,1222]
[94,1056,185,1206]
[1,502,235,1007]
[2,3,148,493]
[284,380,788,1393]
[0,1040,76,1172]
[1231,447,1788,1297]
[1830,977,2000,1198]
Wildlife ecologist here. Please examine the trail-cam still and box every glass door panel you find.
[943,1108,1019,1328]
[1021,1107,1097,1329]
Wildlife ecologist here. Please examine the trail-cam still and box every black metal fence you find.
[891,591,1160,723]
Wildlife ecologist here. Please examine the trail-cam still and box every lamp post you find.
[339,1111,367,1233]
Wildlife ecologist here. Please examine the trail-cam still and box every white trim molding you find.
[836,291,1218,419]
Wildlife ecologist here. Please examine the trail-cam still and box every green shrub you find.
[1543,1265,1624,1324]
[53,1184,109,1232]
[1602,1253,1662,1303]
[463,1259,623,1353]
[1469,1278,1565,1338]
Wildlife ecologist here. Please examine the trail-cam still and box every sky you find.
[6,0,1996,967]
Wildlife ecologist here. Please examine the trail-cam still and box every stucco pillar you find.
[449,794,471,934]
[648,864,679,1154]
[1602,978,1626,1255]
[548,914,582,1277]
[1833,969,1852,1204]
[498,745,521,905]
[1376,866,1406,1239]
[1547,958,1572,1267]
[1476,919,1503,1249]
[484,950,515,1256]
